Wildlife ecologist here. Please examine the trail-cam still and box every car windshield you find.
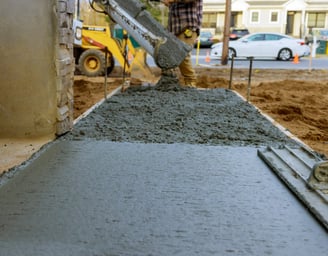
[237,34,250,40]
[200,32,212,37]
[246,34,265,41]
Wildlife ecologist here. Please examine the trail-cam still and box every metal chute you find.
[93,0,191,70]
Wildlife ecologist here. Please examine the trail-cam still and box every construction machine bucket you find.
[129,48,160,85]
[94,0,191,69]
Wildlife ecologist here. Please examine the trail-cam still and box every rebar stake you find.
[104,49,108,101]
[246,56,254,102]
[229,54,235,89]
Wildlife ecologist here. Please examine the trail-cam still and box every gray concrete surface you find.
[0,0,75,137]
[65,88,301,149]
[1,86,327,255]
[0,141,327,255]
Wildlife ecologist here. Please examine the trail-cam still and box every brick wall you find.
[55,0,75,135]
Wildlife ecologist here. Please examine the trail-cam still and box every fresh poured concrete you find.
[0,141,327,255]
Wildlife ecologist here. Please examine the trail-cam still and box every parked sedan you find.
[229,28,250,40]
[305,29,328,44]
[195,31,215,48]
[210,32,310,61]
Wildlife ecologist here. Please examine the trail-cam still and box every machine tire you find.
[106,56,115,75]
[78,49,115,77]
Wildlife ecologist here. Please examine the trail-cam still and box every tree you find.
[140,0,166,24]
[221,0,231,65]
[77,0,107,25]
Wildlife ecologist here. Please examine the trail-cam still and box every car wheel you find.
[278,48,292,61]
[228,48,236,59]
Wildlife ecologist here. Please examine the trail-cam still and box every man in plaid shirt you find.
[163,0,203,87]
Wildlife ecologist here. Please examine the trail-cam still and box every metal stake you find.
[229,53,235,89]
[246,56,253,102]
[104,49,108,101]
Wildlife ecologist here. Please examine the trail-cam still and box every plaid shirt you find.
[168,0,203,36]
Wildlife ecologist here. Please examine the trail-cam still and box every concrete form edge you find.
[73,85,124,125]
[231,90,317,153]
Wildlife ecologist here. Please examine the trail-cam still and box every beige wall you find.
[0,0,74,138]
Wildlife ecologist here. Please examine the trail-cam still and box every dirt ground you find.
[73,67,328,157]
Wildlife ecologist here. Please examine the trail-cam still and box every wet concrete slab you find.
[0,140,327,256]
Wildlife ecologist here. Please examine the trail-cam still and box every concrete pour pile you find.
[66,84,299,147]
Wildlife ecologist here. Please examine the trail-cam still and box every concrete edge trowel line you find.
[93,0,192,70]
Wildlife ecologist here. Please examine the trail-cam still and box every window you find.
[250,11,260,24]
[248,34,264,41]
[308,12,325,28]
[202,13,217,28]
[265,34,284,41]
[270,11,279,23]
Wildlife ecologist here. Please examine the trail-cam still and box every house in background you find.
[203,0,328,38]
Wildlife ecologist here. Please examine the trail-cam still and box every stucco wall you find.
[0,0,74,138]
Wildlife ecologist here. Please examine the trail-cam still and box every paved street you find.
[190,48,328,69]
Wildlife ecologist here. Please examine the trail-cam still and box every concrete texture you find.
[0,136,53,174]
[0,0,74,137]
[0,0,56,136]
[0,141,327,256]
[1,86,327,255]
[66,87,300,148]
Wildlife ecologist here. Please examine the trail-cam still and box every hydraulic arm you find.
[93,0,191,70]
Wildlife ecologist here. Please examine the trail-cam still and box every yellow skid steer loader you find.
[75,0,191,85]
[74,24,158,84]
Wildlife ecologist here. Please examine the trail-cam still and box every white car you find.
[210,32,310,61]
